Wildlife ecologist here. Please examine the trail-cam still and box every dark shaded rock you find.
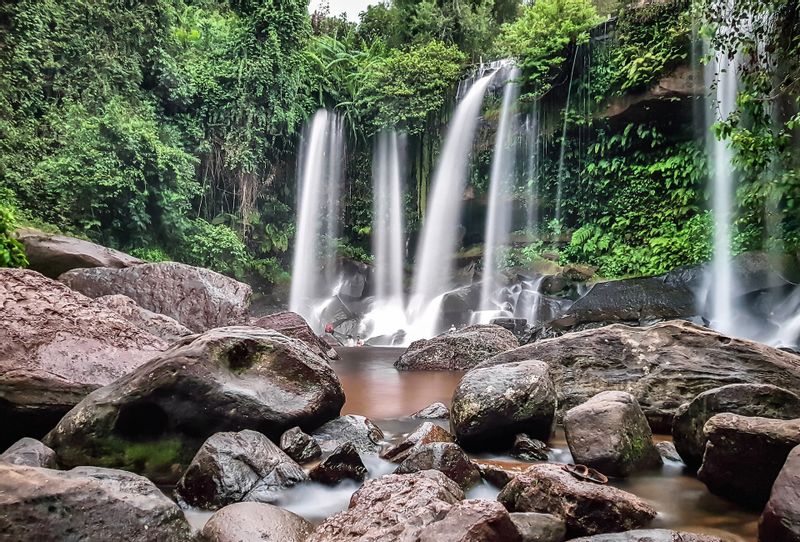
[176,430,307,510]
[253,310,338,360]
[564,391,662,477]
[478,462,520,489]
[451,360,556,451]
[279,426,321,464]
[200,502,313,542]
[672,383,800,469]
[395,324,518,371]
[417,499,522,542]
[0,463,192,541]
[759,444,800,542]
[94,294,193,343]
[16,228,142,279]
[491,318,530,341]
[512,434,548,461]
[45,327,344,483]
[655,441,682,463]
[312,414,384,454]
[381,422,454,462]
[568,529,725,541]
[498,464,657,537]
[395,442,481,490]
[0,437,58,468]
[478,321,800,432]
[413,402,451,419]
[698,413,800,508]
[509,512,567,542]
[59,262,252,332]
[309,442,367,485]
[0,269,165,448]
[308,470,464,541]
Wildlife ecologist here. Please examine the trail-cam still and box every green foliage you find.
[180,219,250,278]
[0,193,28,268]
[128,247,172,263]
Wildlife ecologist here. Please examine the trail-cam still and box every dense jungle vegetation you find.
[1,0,799,288]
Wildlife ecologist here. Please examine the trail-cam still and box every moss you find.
[95,436,187,476]
[623,433,647,463]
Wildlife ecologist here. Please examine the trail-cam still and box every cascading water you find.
[525,103,541,234]
[555,49,580,223]
[289,110,344,330]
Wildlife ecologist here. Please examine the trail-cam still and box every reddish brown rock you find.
[253,311,338,360]
[569,530,724,541]
[759,444,800,542]
[94,294,193,343]
[417,499,522,542]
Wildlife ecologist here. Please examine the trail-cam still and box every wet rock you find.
[672,383,800,469]
[0,437,58,468]
[698,413,800,508]
[759,444,800,542]
[395,442,481,490]
[45,327,345,482]
[417,499,522,542]
[395,324,519,371]
[564,391,662,477]
[309,442,367,485]
[381,422,455,462]
[413,402,451,419]
[312,414,384,454]
[498,464,657,537]
[94,294,193,343]
[279,427,321,464]
[478,321,800,432]
[200,502,313,542]
[509,512,567,542]
[308,470,464,541]
[568,530,725,541]
[0,463,193,541]
[253,310,338,360]
[478,463,520,489]
[0,269,165,448]
[176,430,307,510]
[491,318,530,342]
[511,434,548,461]
[59,262,252,332]
[451,360,556,451]
[16,228,142,278]
[655,442,682,463]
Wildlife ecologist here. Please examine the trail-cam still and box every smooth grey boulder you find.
[200,502,313,542]
[0,437,58,468]
[655,441,682,463]
[279,427,321,464]
[759,444,800,542]
[509,512,567,542]
[395,324,518,371]
[412,402,450,419]
[312,414,384,454]
[417,499,522,542]
[395,442,481,490]
[309,442,367,485]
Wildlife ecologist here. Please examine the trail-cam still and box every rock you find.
[697,413,800,508]
[0,269,165,448]
[94,294,193,343]
[59,262,252,332]
[511,434,548,461]
[381,422,455,462]
[509,512,567,542]
[395,324,519,371]
[478,321,800,432]
[0,463,193,541]
[279,427,321,464]
[759,444,800,542]
[477,462,520,489]
[655,442,682,463]
[491,318,530,341]
[417,499,522,542]
[568,530,725,541]
[498,464,657,538]
[309,442,367,485]
[0,437,58,468]
[16,228,142,278]
[308,470,465,541]
[672,383,800,469]
[395,442,481,490]
[413,402,451,419]
[312,414,384,454]
[253,310,338,360]
[176,430,307,510]
[451,360,556,451]
[200,502,313,542]
[45,327,344,482]
[564,391,662,477]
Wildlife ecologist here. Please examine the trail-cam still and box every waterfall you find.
[289,110,344,330]
[525,103,541,234]
[555,49,580,224]
[479,67,521,314]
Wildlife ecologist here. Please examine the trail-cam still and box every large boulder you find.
[697,414,800,508]
[509,512,566,542]
[564,392,662,477]
[0,437,58,468]
[253,310,338,360]
[200,502,313,542]
[568,530,725,542]
[59,262,252,332]
[44,327,345,482]
[759,444,800,542]
[94,294,193,343]
[309,442,367,485]
[395,442,481,490]
[451,360,556,451]
[16,229,142,278]
[417,499,522,542]
[395,324,518,371]
[672,384,800,469]
[308,470,465,541]
[176,430,307,510]
[0,463,193,541]
[312,414,384,454]
[478,321,800,432]
[498,464,657,538]
[0,269,165,448]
